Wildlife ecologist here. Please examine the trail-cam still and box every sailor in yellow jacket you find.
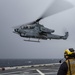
[57,48,75,75]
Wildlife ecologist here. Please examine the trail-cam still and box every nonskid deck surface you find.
[0,63,61,75]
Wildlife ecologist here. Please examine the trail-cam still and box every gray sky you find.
[0,0,75,59]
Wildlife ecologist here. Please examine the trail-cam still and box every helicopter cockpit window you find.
[20,26,28,29]
[27,25,35,29]
[21,25,35,29]
[20,26,24,29]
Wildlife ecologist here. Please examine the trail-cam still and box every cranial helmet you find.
[64,48,75,56]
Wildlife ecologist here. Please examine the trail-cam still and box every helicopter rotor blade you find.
[41,0,73,19]
[13,0,73,28]
[29,0,74,24]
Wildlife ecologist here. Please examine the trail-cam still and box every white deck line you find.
[36,69,45,75]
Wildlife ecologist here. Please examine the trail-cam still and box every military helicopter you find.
[13,0,73,42]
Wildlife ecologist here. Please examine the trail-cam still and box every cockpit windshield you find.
[20,25,35,29]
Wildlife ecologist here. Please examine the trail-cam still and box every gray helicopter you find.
[13,0,73,42]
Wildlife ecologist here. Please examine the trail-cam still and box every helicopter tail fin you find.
[63,32,69,40]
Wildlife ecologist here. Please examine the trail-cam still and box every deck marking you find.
[36,69,45,75]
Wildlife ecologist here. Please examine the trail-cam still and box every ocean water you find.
[0,59,60,67]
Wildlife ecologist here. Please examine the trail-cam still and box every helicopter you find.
[13,0,73,42]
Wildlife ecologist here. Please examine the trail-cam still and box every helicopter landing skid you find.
[24,39,40,42]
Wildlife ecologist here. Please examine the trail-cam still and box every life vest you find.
[66,59,75,75]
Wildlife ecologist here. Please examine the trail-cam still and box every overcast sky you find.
[0,0,75,59]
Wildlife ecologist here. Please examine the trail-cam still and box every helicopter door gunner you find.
[57,48,75,75]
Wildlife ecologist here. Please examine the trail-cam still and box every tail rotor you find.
[63,32,69,40]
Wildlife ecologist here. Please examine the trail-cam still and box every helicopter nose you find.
[14,28,19,32]
[14,28,19,33]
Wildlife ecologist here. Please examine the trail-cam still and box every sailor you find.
[57,48,75,75]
